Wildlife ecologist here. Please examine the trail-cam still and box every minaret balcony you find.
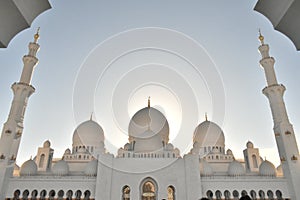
[0,154,5,160]
[262,84,285,98]
[291,155,298,161]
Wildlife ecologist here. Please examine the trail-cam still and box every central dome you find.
[129,107,169,142]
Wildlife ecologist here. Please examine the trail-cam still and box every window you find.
[122,186,130,200]
[39,154,45,168]
[167,186,175,200]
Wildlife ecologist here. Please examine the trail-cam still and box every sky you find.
[0,1,299,167]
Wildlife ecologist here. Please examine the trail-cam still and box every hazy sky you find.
[0,1,299,167]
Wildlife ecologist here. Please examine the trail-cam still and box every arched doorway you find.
[140,178,157,200]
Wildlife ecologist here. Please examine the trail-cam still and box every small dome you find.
[277,165,283,174]
[85,159,98,176]
[226,149,233,155]
[228,160,245,176]
[43,140,51,148]
[246,141,254,148]
[20,159,37,176]
[52,160,69,176]
[64,148,71,155]
[124,143,131,151]
[73,120,105,147]
[174,148,180,156]
[129,107,169,143]
[199,159,213,176]
[166,143,174,151]
[118,148,125,156]
[193,121,225,148]
[259,160,276,176]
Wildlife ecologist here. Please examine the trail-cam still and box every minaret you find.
[258,31,300,199]
[0,29,40,198]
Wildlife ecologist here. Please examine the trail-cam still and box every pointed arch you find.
[13,190,20,200]
[84,190,91,200]
[31,190,38,200]
[39,154,45,168]
[122,185,130,200]
[167,185,175,200]
[66,190,73,200]
[224,190,231,200]
[215,190,222,200]
[22,190,29,200]
[140,177,157,200]
[75,190,82,200]
[206,190,213,200]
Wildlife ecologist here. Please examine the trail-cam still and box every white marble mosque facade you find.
[0,32,299,200]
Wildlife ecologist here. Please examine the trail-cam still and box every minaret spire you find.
[0,29,40,199]
[258,34,300,199]
[90,112,93,121]
[19,28,40,84]
[34,27,40,43]
[258,29,264,45]
[148,96,151,108]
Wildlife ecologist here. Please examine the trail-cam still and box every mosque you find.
[0,30,299,200]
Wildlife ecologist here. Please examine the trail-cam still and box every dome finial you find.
[34,27,40,43]
[148,96,151,108]
[90,112,93,121]
[258,29,264,45]
[205,112,208,121]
